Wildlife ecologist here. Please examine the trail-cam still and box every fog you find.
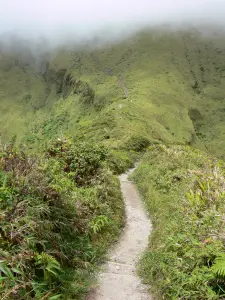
[1,0,225,46]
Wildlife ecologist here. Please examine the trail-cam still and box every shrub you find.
[124,135,150,152]
[45,138,108,186]
[106,150,136,174]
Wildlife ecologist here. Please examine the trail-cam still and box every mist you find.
[1,0,225,46]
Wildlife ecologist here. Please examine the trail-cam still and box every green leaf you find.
[11,267,23,275]
[0,263,14,279]
[212,254,225,278]
[49,295,62,300]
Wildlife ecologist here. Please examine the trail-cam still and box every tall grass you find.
[133,144,225,299]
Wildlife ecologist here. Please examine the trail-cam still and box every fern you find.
[35,252,61,281]
[89,215,110,234]
[212,254,225,278]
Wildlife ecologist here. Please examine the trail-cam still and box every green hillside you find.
[53,30,225,157]
[1,28,225,299]
[1,29,225,156]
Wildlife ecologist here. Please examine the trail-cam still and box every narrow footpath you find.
[87,168,152,300]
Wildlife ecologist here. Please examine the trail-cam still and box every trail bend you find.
[87,167,152,300]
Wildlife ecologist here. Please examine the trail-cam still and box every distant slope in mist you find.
[1,28,225,157]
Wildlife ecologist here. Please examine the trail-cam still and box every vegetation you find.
[132,144,225,299]
[0,138,124,299]
[1,27,225,299]
[1,28,225,156]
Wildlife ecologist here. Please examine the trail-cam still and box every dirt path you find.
[87,168,152,300]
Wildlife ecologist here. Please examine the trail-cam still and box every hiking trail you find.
[87,167,152,300]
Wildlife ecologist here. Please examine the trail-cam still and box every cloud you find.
[0,0,225,44]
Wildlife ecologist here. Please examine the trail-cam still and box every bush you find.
[106,150,137,174]
[45,138,108,186]
[124,135,150,152]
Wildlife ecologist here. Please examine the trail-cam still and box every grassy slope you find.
[44,29,225,155]
[45,31,196,146]
[1,29,225,156]
[132,145,225,299]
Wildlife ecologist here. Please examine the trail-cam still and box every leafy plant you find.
[89,215,110,234]
[35,253,61,282]
[212,255,225,278]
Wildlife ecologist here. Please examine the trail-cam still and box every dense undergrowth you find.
[133,144,225,299]
[0,138,126,299]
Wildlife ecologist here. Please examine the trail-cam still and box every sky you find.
[0,0,225,43]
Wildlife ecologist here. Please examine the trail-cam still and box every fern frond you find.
[212,254,225,278]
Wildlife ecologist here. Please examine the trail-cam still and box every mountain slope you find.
[1,28,225,157]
